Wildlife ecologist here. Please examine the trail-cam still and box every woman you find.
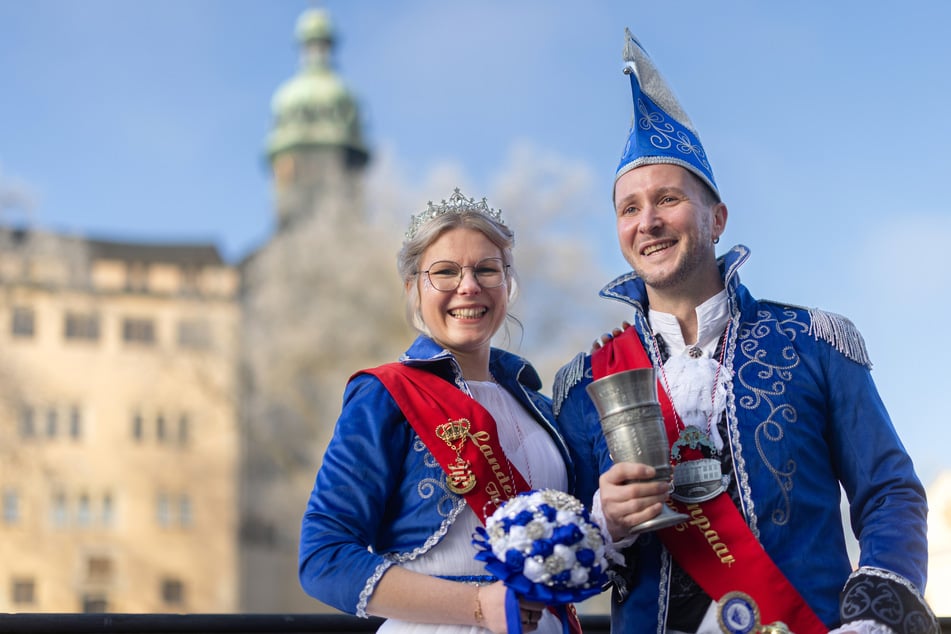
[299,189,575,634]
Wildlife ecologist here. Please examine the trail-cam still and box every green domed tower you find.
[265,8,369,229]
[241,9,403,614]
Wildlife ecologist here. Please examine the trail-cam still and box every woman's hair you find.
[397,206,520,336]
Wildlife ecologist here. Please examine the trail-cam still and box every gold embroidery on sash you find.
[673,502,736,566]
[470,430,516,502]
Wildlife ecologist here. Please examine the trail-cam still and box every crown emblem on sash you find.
[436,418,477,495]
[436,418,470,444]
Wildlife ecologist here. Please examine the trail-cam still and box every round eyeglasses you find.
[419,258,509,292]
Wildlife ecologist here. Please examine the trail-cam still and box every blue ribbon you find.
[505,586,522,634]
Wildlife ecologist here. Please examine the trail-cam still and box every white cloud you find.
[856,212,951,297]
[0,164,40,224]
[848,214,951,488]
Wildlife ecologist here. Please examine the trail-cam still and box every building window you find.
[132,412,143,441]
[64,312,100,341]
[156,413,166,442]
[69,406,82,439]
[125,262,149,293]
[178,414,190,446]
[82,593,108,613]
[156,493,170,528]
[77,493,91,527]
[176,318,211,350]
[87,555,113,583]
[11,306,35,338]
[11,578,35,605]
[51,492,67,528]
[101,492,114,527]
[3,489,19,524]
[179,495,192,528]
[161,578,184,606]
[122,318,155,344]
[45,408,57,438]
[180,265,201,296]
[19,405,35,438]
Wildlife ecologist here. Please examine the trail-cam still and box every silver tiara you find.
[404,188,504,241]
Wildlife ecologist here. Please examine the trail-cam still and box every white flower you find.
[570,566,590,586]
[496,524,533,556]
[523,556,549,584]
[555,508,577,526]
[552,544,576,571]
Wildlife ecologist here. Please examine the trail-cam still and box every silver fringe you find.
[807,308,872,369]
[552,352,587,417]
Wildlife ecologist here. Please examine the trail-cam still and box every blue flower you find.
[552,524,584,546]
[529,540,554,558]
[504,549,525,571]
[538,503,558,522]
[552,570,572,585]
[575,548,596,568]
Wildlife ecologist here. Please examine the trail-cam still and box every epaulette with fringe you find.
[763,300,872,369]
[807,307,872,369]
[552,352,587,417]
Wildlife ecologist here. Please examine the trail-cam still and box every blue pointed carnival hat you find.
[615,28,718,198]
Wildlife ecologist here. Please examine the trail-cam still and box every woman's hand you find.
[590,321,632,353]
[478,582,545,633]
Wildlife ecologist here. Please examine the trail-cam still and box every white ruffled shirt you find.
[648,290,731,453]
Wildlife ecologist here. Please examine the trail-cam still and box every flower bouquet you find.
[472,489,610,634]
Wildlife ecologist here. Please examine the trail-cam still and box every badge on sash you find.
[436,418,477,494]
[716,592,793,634]
[670,425,730,503]
[717,591,761,634]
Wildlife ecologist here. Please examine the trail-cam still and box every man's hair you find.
[686,169,721,206]
[612,165,722,209]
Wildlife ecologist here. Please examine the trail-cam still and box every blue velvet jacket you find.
[299,335,574,617]
[553,245,933,633]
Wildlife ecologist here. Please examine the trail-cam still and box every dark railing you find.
[0,614,598,633]
[0,615,947,633]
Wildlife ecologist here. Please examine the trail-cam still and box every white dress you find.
[377,380,568,634]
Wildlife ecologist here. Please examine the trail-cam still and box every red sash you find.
[592,329,826,634]
[359,364,530,523]
[360,364,583,634]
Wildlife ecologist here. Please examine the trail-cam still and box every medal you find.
[436,418,477,494]
[717,591,761,634]
[672,457,728,503]
[670,425,729,503]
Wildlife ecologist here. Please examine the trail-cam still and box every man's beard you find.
[632,243,707,290]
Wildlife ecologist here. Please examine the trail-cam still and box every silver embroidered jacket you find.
[552,245,935,633]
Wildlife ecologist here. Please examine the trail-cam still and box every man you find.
[553,29,936,634]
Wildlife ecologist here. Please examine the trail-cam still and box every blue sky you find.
[2,0,950,498]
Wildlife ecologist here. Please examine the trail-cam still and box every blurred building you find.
[0,6,408,616]
[927,471,951,615]
[0,229,240,612]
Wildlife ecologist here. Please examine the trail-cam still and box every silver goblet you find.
[586,368,689,534]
